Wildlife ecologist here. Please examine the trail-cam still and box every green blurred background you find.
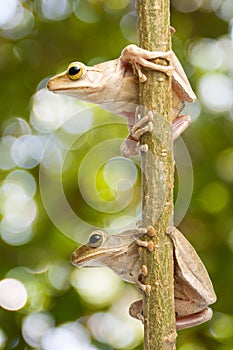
[0,0,233,349]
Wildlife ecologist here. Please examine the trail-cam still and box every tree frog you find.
[47,45,196,157]
[71,226,216,330]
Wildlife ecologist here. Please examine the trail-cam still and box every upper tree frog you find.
[47,45,196,157]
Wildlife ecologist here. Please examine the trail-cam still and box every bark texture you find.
[137,1,177,349]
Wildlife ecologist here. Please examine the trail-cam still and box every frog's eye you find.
[67,62,84,80]
[88,231,103,248]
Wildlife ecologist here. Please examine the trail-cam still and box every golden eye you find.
[67,62,84,80]
[88,231,103,248]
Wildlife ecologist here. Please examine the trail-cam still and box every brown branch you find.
[136,1,176,349]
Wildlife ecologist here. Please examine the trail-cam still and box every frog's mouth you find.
[70,246,124,267]
[70,249,107,266]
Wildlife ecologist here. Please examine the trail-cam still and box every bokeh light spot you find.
[2,6,34,40]
[62,109,93,134]
[40,0,72,21]
[217,0,233,22]
[31,88,82,133]
[218,37,233,72]
[41,322,92,350]
[11,135,43,168]
[201,0,221,12]
[0,169,37,246]
[103,157,137,191]
[198,73,233,113]
[39,137,64,175]
[70,267,122,306]
[74,0,102,23]
[1,2,24,30]
[0,219,33,246]
[48,261,71,291]
[0,136,15,170]
[88,311,143,349]
[0,278,27,311]
[0,329,7,350]
[171,0,201,13]
[198,182,229,213]
[3,117,31,137]
[189,38,224,70]
[7,267,51,312]
[108,215,138,232]
[22,312,54,348]
[4,169,37,198]
[3,193,37,228]
[120,12,137,42]
[209,312,233,341]
[216,147,233,182]
[106,0,130,11]
[0,0,17,27]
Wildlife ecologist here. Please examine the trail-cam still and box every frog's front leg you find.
[120,44,174,82]
[128,226,154,323]
[120,44,196,103]
[134,226,156,295]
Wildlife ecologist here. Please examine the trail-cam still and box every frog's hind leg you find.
[129,300,144,322]
[176,308,213,330]
[172,114,191,140]
[131,111,191,143]
[121,112,191,158]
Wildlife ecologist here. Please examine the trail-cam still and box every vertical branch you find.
[137,1,176,349]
